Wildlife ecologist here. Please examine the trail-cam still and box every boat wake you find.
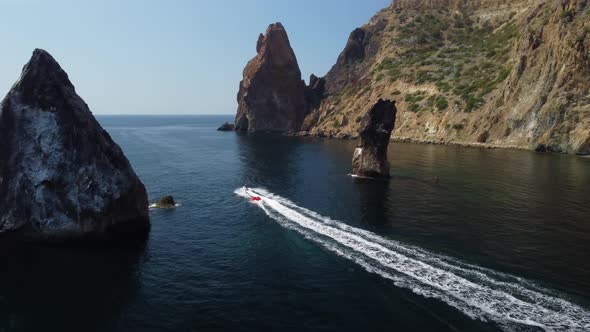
[148,203,182,209]
[235,187,590,331]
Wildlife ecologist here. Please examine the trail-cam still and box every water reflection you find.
[236,133,303,193]
[353,179,391,228]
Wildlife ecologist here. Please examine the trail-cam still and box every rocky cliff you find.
[303,0,590,154]
[235,23,309,132]
[0,49,150,242]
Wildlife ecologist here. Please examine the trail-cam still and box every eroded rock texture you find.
[235,23,308,132]
[0,49,150,243]
[352,99,397,178]
[305,0,590,154]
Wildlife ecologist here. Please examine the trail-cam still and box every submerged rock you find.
[217,122,235,131]
[235,22,307,132]
[152,195,176,209]
[352,99,397,178]
[0,49,150,243]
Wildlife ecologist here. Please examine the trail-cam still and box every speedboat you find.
[243,186,262,202]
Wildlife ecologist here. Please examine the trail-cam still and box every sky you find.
[0,0,390,115]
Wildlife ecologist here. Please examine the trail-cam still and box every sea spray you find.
[235,187,590,331]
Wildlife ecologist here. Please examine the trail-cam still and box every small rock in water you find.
[153,195,176,209]
[217,122,235,131]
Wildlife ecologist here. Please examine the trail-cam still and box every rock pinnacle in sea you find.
[235,22,308,132]
[352,99,397,178]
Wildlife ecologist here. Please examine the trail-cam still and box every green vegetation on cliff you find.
[307,0,590,154]
[373,8,517,113]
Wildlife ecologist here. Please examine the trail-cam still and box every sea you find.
[1,115,589,331]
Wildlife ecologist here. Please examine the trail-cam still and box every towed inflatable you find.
[240,186,262,202]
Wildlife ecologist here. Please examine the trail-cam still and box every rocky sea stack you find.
[0,49,150,243]
[352,99,397,178]
[235,23,308,132]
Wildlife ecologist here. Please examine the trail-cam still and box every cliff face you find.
[0,49,150,242]
[305,0,590,154]
[235,23,308,132]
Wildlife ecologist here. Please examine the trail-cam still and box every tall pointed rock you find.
[0,49,149,242]
[235,23,308,132]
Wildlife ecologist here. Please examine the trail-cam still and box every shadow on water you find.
[235,133,303,193]
[0,241,147,332]
[353,178,391,229]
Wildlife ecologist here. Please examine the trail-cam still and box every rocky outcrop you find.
[217,122,235,131]
[304,74,326,112]
[235,23,308,132]
[152,195,176,209]
[304,0,590,154]
[0,49,150,243]
[352,99,397,178]
[323,20,387,96]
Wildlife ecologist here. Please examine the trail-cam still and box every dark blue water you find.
[1,115,590,331]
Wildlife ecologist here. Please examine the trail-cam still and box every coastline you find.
[285,130,566,154]
[390,136,532,152]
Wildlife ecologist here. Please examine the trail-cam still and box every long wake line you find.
[235,187,590,331]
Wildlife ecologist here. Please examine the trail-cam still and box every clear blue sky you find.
[0,0,390,114]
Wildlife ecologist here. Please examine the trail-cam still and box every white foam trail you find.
[235,187,590,331]
[148,203,182,209]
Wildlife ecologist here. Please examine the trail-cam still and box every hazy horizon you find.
[0,0,390,115]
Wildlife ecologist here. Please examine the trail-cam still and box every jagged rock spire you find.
[235,22,307,132]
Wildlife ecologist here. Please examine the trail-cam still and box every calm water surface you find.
[1,115,589,331]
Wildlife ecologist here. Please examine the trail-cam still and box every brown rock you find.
[304,74,326,112]
[235,23,307,132]
[302,0,590,154]
[352,99,397,178]
[477,130,490,143]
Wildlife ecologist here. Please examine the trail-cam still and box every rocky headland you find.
[0,49,150,243]
[235,0,590,155]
